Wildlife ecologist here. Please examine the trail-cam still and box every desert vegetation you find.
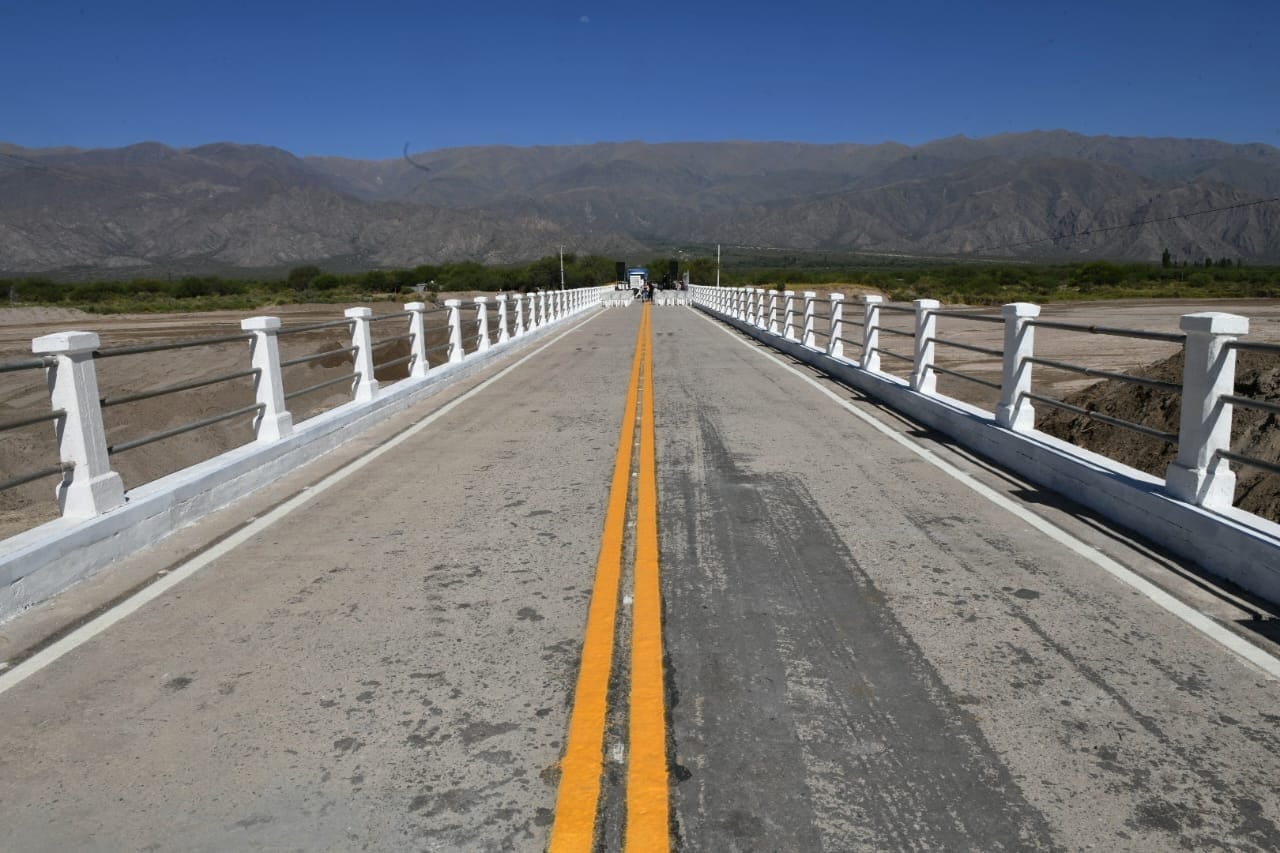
[4,256,1279,315]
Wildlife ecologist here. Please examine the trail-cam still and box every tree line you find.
[4,255,1279,313]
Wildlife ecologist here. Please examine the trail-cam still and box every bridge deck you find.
[0,305,1277,851]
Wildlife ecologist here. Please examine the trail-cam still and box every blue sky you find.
[2,0,1277,159]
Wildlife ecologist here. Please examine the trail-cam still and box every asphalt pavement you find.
[0,303,1277,852]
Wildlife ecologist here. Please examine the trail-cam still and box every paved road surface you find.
[0,304,1277,851]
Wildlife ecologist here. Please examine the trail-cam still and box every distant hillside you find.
[2,131,1278,277]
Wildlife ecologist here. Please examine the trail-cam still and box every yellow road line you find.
[549,310,648,852]
[626,304,670,850]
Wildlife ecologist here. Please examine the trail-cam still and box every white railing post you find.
[802,291,817,348]
[240,316,294,441]
[31,331,125,518]
[1165,312,1249,509]
[345,307,380,403]
[747,288,758,327]
[911,299,940,394]
[827,294,845,359]
[405,302,430,378]
[768,290,780,334]
[995,302,1041,430]
[783,291,797,340]
[474,297,491,352]
[496,294,510,343]
[445,299,464,363]
[541,291,551,325]
[513,294,525,337]
[861,295,883,372]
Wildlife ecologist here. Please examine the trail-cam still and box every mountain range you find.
[2,130,1279,277]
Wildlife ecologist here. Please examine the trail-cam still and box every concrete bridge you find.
[1,290,1278,851]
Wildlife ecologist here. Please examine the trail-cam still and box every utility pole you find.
[716,243,721,287]
[559,246,565,287]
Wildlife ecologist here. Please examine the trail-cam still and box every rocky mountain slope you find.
[2,131,1278,276]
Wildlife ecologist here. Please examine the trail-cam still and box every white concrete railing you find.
[22,287,608,521]
[0,285,612,620]
[690,284,1280,603]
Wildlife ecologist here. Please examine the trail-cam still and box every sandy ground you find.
[2,297,1278,539]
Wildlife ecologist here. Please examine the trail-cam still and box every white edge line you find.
[0,311,603,696]
[696,309,1280,681]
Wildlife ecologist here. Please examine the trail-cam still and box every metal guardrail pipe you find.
[0,461,74,494]
[0,357,54,374]
[99,369,260,409]
[94,332,252,358]
[1027,319,1184,343]
[1023,356,1183,395]
[108,403,265,457]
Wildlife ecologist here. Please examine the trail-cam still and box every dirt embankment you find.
[1037,351,1280,523]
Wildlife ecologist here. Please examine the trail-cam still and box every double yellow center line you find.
[549,304,669,852]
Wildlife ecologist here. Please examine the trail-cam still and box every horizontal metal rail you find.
[0,357,53,374]
[1217,450,1280,477]
[284,372,359,402]
[94,332,251,359]
[1022,392,1179,444]
[844,318,866,328]
[1227,340,1280,355]
[1027,319,1184,343]
[369,311,408,322]
[1025,356,1182,394]
[277,318,356,337]
[377,354,415,370]
[1221,394,1280,417]
[811,328,831,339]
[0,461,73,493]
[100,368,259,409]
[279,346,358,369]
[879,304,916,314]
[425,342,451,356]
[929,310,1004,324]
[838,336,865,348]
[376,333,415,347]
[932,365,1002,391]
[931,338,1004,358]
[872,347,914,364]
[878,327,916,339]
[0,408,65,433]
[107,403,264,456]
